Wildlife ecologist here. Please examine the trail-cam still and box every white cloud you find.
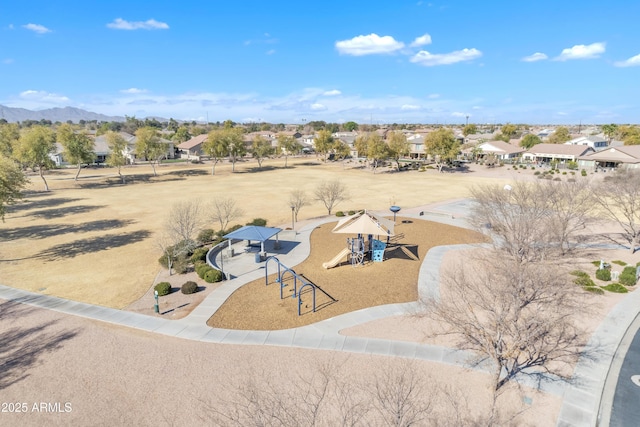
[19,90,70,104]
[522,52,548,62]
[323,90,342,96]
[410,34,432,47]
[451,112,467,117]
[106,18,169,31]
[401,104,420,110]
[555,42,605,61]
[410,48,482,66]
[22,23,51,34]
[614,53,640,67]
[120,88,147,94]
[335,33,405,56]
[310,103,326,111]
[428,93,440,99]
[472,105,482,110]
[266,49,276,55]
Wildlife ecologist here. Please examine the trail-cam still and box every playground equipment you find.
[265,256,318,315]
[322,248,350,269]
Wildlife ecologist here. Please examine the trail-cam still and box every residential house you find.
[477,140,525,161]
[565,135,608,151]
[522,143,594,165]
[578,145,640,171]
[177,134,208,160]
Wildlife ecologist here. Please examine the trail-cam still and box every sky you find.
[1,0,639,125]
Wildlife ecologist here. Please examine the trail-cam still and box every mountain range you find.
[0,105,128,123]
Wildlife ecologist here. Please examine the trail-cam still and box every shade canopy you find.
[223,226,282,242]
[331,211,395,236]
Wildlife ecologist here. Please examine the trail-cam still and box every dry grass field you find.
[0,157,510,308]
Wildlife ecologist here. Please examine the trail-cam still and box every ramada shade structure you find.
[331,211,395,236]
[223,225,282,254]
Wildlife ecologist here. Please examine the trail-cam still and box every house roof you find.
[525,143,593,157]
[479,140,524,155]
[578,145,640,163]
[177,134,208,150]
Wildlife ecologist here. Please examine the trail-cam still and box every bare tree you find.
[156,231,179,276]
[592,169,640,253]
[314,180,349,215]
[423,253,590,395]
[166,200,203,253]
[202,359,477,426]
[210,196,243,232]
[470,180,595,263]
[288,189,309,222]
[470,182,552,263]
[544,179,595,255]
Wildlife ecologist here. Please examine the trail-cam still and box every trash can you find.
[255,252,262,263]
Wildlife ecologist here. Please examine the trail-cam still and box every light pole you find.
[154,290,159,314]
[290,205,295,232]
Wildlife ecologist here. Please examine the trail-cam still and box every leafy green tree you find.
[105,131,128,184]
[387,130,410,171]
[314,129,334,161]
[226,128,246,172]
[0,123,20,157]
[462,123,478,137]
[14,125,56,191]
[57,123,95,181]
[203,129,230,175]
[343,121,358,132]
[500,123,518,140]
[602,123,618,143]
[619,126,640,145]
[277,134,301,168]
[0,155,28,221]
[365,133,389,174]
[354,134,369,159]
[135,127,165,176]
[548,126,571,144]
[332,140,351,160]
[172,126,191,143]
[424,128,459,173]
[251,135,274,169]
[520,134,542,149]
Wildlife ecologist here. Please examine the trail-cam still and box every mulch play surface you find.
[208,217,487,330]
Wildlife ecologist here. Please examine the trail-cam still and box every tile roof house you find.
[177,134,208,159]
[578,145,640,171]
[477,140,525,160]
[522,143,594,164]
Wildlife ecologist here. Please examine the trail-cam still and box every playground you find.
[207,215,487,330]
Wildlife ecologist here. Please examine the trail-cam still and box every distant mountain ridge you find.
[0,105,128,123]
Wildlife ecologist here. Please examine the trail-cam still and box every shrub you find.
[173,258,189,274]
[204,269,223,283]
[570,171,575,175]
[348,210,356,215]
[553,177,561,181]
[181,281,198,294]
[591,260,602,267]
[196,263,211,279]
[534,171,541,175]
[154,282,171,296]
[246,218,267,226]
[531,166,535,170]
[197,228,216,244]
[619,266,638,286]
[581,169,587,176]
[571,271,596,287]
[601,283,628,293]
[562,172,567,175]
[583,286,605,295]
[596,268,611,281]
[612,260,627,266]
[191,247,209,264]
[336,211,345,217]
[567,161,578,170]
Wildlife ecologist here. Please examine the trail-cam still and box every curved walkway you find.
[0,199,636,425]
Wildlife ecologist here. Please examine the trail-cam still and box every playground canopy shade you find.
[223,226,282,242]
[331,211,395,236]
